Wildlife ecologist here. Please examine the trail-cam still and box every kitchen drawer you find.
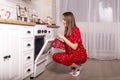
[21,27,34,38]
[24,51,34,64]
[23,63,33,78]
[22,38,34,51]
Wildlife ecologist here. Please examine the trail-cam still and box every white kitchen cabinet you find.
[20,26,34,79]
[0,22,35,80]
[0,24,21,80]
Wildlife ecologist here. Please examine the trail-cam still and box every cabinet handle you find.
[27,69,31,73]
[3,56,8,60]
[27,43,31,47]
[7,55,11,58]
[27,56,31,59]
[3,55,11,61]
[27,31,31,34]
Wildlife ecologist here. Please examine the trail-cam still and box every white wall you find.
[0,0,56,22]
[34,0,56,23]
[0,0,33,19]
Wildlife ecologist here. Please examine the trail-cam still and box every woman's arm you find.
[57,33,78,50]
[52,38,65,49]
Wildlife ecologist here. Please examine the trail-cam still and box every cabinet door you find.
[0,29,4,79]
[0,28,10,80]
[0,27,21,80]
[8,28,21,80]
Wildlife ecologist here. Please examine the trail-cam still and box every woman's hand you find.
[56,33,78,50]
[56,33,64,40]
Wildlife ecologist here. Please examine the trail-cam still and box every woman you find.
[52,12,87,76]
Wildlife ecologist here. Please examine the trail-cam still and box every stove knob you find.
[38,30,41,33]
[48,31,51,33]
[44,30,47,33]
[42,30,44,33]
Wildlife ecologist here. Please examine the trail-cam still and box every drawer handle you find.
[27,56,31,59]
[27,43,31,47]
[27,69,31,73]
[3,55,11,61]
[3,56,8,61]
[7,55,11,58]
[27,31,31,34]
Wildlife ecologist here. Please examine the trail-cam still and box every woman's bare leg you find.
[70,63,80,68]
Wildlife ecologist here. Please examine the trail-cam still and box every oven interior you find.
[34,36,44,60]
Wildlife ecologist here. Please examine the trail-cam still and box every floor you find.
[32,59,120,80]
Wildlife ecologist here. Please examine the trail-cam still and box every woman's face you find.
[62,16,67,27]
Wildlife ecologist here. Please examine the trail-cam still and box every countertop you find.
[0,19,60,28]
[47,25,60,28]
[0,19,36,26]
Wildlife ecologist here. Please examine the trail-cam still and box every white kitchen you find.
[0,0,58,80]
[0,0,120,80]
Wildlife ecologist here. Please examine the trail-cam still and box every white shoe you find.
[69,67,76,75]
[69,70,74,75]
[71,68,81,76]
[71,65,83,77]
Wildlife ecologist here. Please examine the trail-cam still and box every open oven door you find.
[33,39,54,77]
[35,38,54,63]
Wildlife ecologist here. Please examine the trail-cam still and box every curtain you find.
[56,0,120,60]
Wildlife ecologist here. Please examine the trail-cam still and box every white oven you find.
[32,25,54,77]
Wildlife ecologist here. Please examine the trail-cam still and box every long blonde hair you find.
[63,12,76,35]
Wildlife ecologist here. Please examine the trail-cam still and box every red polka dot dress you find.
[52,26,87,66]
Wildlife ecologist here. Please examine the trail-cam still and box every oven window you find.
[34,36,44,60]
